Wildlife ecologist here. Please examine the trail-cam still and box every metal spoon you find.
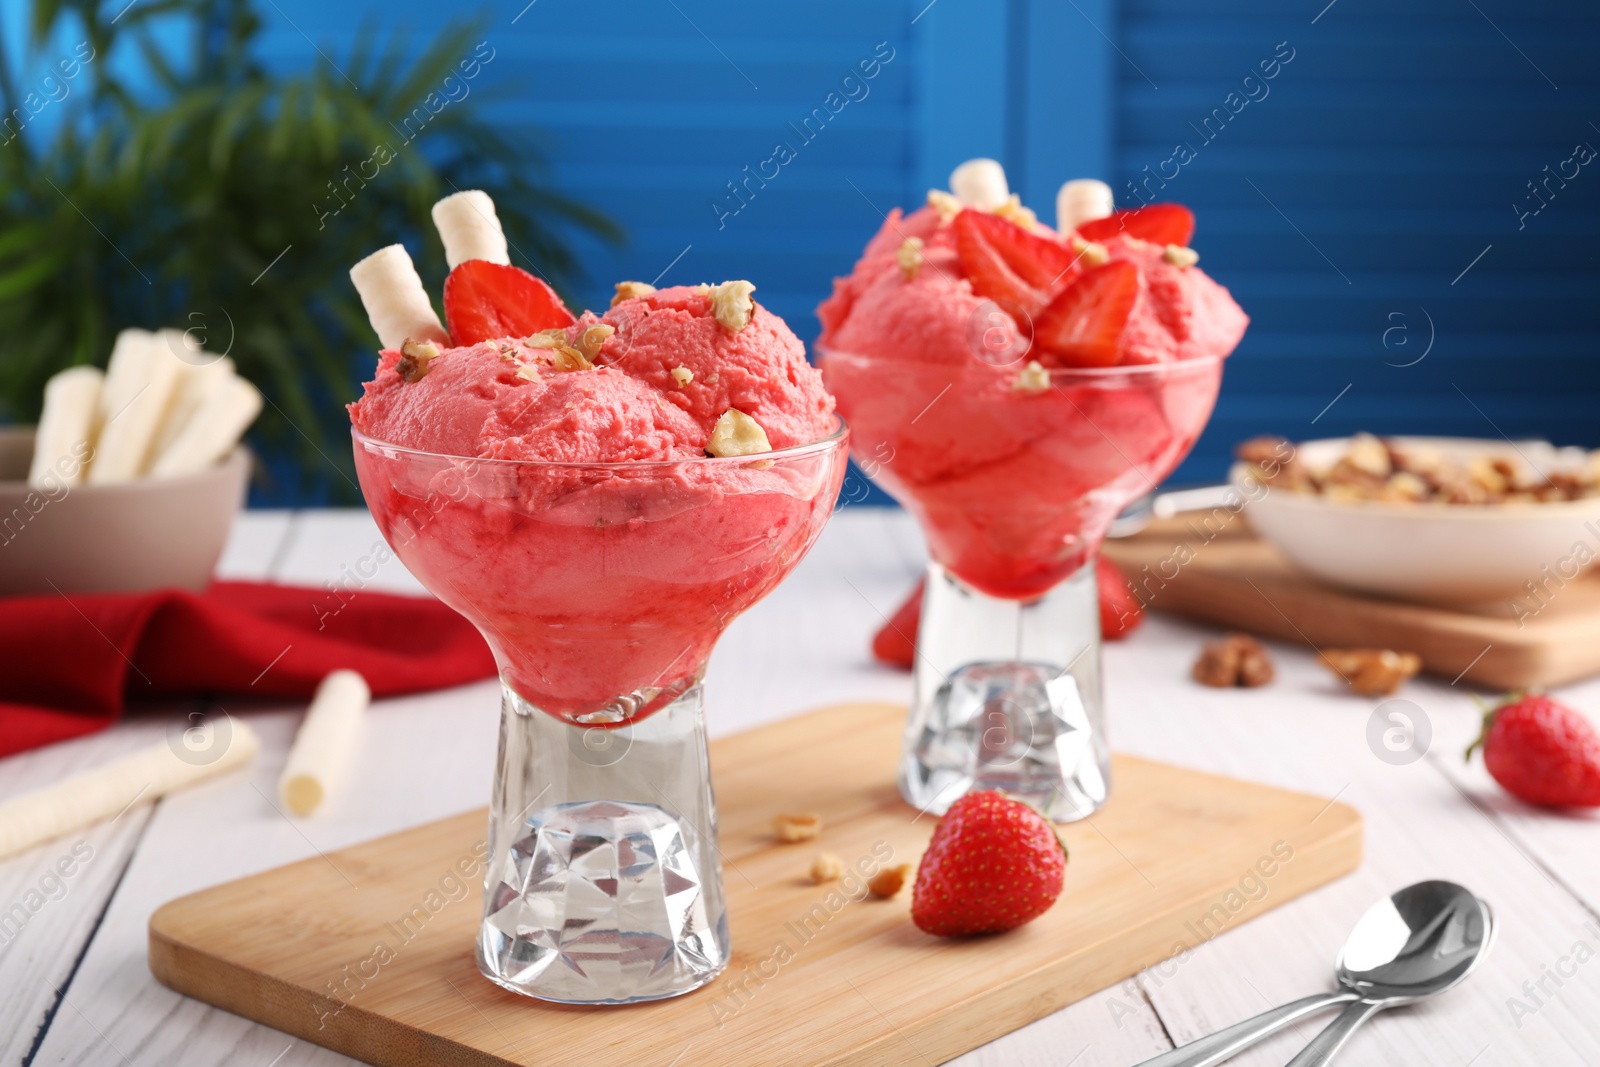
[1132,881,1494,1067]
[1285,883,1493,1066]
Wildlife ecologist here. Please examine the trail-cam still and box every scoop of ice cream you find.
[598,284,837,449]
[817,203,1246,368]
[350,288,836,461]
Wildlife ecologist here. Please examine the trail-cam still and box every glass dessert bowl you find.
[818,164,1244,823]
[354,421,846,1003]
[345,190,846,1004]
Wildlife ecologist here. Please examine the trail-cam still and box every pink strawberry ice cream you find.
[350,285,845,721]
[818,198,1244,599]
[352,285,835,460]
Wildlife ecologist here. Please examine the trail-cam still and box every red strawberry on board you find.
[1466,693,1600,808]
[870,558,1144,670]
[443,260,576,347]
[911,790,1067,937]
[1033,260,1140,367]
[953,208,1079,326]
[1076,203,1195,247]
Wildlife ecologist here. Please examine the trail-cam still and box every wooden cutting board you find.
[149,703,1361,1067]
[1103,513,1600,691]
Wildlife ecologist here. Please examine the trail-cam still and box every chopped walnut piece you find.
[1376,471,1428,502]
[707,408,771,458]
[773,813,821,843]
[396,338,441,383]
[611,280,656,307]
[867,863,912,899]
[898,236,925,281]
[809,851,844,885]
[514,364,539,382]
[1013,360,1050,394]
[1193,634,1275,688]
[670,366,694,387]
[1072,236,1110,267]
[1163,244,1200,269]
[525,328,569,350]
[927,188,962,224]
[575,324,615,362]
[1235,435,1310,491]
[993,194,1039,229]
[706,279,757,334]
[550,345,592,372]
[1320,648,1422,696]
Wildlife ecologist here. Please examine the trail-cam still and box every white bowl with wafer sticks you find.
[0,328,260,595]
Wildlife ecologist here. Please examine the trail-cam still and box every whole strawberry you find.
[1466,693,1600,808]
[911,790,1066,937]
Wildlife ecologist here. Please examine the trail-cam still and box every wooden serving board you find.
[149,703,1361,1067]
[1103,513,1600,691]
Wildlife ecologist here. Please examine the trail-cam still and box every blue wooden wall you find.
[28,0,1593,491]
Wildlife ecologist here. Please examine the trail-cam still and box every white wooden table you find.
[6,507,1600,1066]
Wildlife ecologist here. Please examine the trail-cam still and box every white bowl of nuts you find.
[1231,434,1600,609]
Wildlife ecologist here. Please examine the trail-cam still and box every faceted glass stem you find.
[478,681,729,1003]
[903,559,1110,823]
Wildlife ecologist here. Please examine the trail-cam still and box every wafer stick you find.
[432,190,511,269]
[0,719,259,862]
[28,366,103,488]
[950,158,1010,210]
[88,329,184,484]
[1056,179,1114,233]
[349,244,449,350]
[279,670,370,817]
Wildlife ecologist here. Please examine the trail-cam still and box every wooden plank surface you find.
[21,507,1600,1066]
[1102,513,1600,690]
[147,703,1361,1067]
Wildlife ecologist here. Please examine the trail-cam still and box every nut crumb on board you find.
[867,863,912,899]
[1320,648,1422,696]
[1193,634,1275,688]
[809,852,843,884]
[773,813,821,843]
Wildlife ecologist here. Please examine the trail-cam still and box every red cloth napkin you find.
[0,581,496,758]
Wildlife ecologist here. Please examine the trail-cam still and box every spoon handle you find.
[1283,999,1389,1066]
[1132,990,1359,1067]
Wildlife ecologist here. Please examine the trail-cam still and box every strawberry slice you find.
[1033,261,1140,367]
[443,260,576,346]
[1077,203,1195,247]
[954,209,1080,325]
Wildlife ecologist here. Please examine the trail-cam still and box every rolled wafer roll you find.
[147,374,262,479]
[279,670,370,816]
[432,190,511,269]
[88,329,183,484]
[0,718,259,862]
[151,329,236,460]
[949,158,1010,211]
[1056,179,1114,233]
[349,244,449,351]
[28,366,103,488]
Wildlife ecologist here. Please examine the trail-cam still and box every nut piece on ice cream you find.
[397,338,441,383]
[670,366,694,387]
[927,188,962,224]
[898,237,925,281]
[1163,245,1200,269]
[706,408,771,457]
[704,280,757,334]
[612,280,657,306]
[1013,360,1050,394]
